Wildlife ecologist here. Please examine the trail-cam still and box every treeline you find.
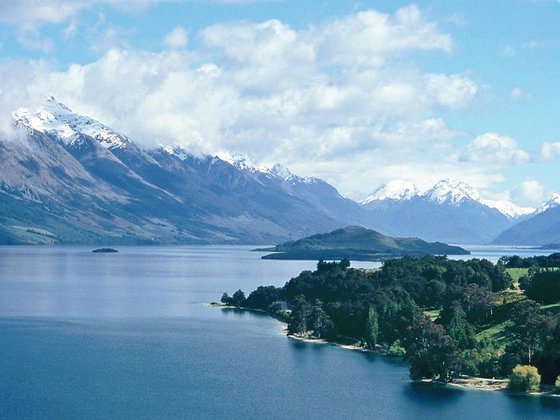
[499,253,560,268]
[222,256,560,387]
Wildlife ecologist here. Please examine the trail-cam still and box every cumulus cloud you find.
[424,73,479,109]
[512,180,545,206]
[0,7,482,199]
[165,26,188,49]
[457,132,530,166]
[541,142,560,161]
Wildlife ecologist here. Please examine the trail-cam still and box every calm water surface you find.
[0,245,559,419]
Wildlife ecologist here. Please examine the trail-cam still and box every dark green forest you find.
[222,254,560,388]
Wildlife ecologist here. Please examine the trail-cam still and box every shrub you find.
[508,365,541,393]
[387,339,406,357]
[555,375,560,394]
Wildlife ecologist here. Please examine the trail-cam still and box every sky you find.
[0,0,559,207]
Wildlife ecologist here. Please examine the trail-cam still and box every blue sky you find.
[0,0,559,207]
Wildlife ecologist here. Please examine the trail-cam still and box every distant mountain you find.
[361,179,533,244]
[361,180,419,204]
[493,196,560,245]
[256,226,469,260]
[1,97,374,245]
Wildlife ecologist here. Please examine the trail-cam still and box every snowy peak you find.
[13,96,130,150]
[270,163,293,180]
[481,199,535,220]
[361,180,418,204]
[218,153,316,184]
[161,145,191,161]
[536,193,560,214]
[219,153,268,173]
[423,178,480,205]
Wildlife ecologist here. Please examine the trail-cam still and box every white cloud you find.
[457,132,530,166]
[0,8,484,199]
[165,26,188,49]
[0,0,171,25]
[424,74,479,109]
[541,142,560,160]
[512,180,545,206]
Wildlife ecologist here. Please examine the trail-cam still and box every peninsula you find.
[222,253,560,394]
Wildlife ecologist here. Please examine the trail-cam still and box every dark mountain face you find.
[493,207,560,246]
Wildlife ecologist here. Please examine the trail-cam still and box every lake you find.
[1,245,559,419]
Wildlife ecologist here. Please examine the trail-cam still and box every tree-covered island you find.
[254,226,469,261]
[220,253,560,393]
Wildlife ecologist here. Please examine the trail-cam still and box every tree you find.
[439,301,474,349]
[387,339,406,357]
[220,292,233,305]
[508,300,556,364]
[527,270,560,304]
[405,316,461,382]
[287,295,312,335]
[231,289,246,307]
[508,365,541,393]
[310,300,334,339]
[555,375,560,394]
[245,285,280,309]
[364,307,379,349]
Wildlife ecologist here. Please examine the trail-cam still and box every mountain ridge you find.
[2,97,557,246]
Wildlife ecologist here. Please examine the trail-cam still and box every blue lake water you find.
[1,245,559,419]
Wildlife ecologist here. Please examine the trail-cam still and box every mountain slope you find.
[493,204,560,246]
[3,98,373,244]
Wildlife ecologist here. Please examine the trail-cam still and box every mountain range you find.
[1,97,558,246]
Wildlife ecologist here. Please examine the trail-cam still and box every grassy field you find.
[475,320,514,350]
[505,268,528,287]
[424,309,440,321]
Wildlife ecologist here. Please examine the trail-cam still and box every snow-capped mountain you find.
[1,97,374,245]
[3,97,556,246]
[536,193,560,214]
[361,180,418,204]
[363,178,538,220]
[481,199,535,220]
[14,97,130,150]
[360,178,534,243]
[423,179,481,206]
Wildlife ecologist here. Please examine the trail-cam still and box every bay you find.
[0,245,559,419]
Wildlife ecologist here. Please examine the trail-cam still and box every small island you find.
[221,253,560,394]
[92,248,119,253]
[254,226,469,261]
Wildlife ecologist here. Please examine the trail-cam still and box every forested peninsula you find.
[220,254,560,394]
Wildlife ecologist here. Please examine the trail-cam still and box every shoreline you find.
[207,302,559,395]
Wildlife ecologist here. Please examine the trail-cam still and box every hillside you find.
[256,226,469,260]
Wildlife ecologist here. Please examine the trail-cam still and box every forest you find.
[221,254,560,390]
